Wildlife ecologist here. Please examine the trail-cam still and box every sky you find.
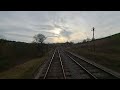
[0,11,120,43]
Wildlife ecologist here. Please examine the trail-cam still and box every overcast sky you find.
[0,11,120,43]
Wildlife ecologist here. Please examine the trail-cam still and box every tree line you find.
[0,33,55,59]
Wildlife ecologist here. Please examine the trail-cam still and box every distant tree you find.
[82,38,91,43]
[33,34,46,56]
[86,38,91,42]
[33,34,46,44]
[69,41,74,44]
[82,39,87,43]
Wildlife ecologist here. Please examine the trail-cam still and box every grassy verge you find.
[0,56,37,72]
[67,46,120,73]
[0,55,48,79]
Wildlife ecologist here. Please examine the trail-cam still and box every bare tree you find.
[33,34,46,56]
[33,34,46,44]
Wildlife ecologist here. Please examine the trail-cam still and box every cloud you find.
[33,24,55,30]
[4,32,33,38]
[0,11,120,43]
[60,30,72,40]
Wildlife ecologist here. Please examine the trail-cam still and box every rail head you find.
[65,50,120,79]
[58,50,66,79]
[44,49,66,79]
[43,49,56,79]
[67,54,97,79]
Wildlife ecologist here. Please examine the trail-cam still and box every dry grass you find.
[67,47,120,73]
[67,33,120,73]
[0,56,47,79]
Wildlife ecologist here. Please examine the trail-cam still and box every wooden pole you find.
[92,27,95,59]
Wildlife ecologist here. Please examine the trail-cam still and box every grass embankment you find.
[0,39,55,74]
[0,53,49,79]
[67,33,120,73]
[0,39,55,79]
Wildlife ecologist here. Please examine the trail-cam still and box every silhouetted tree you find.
[82,39,87,43]
[33,34,46,56]
[86,38,91,42]
[33,34,46,44]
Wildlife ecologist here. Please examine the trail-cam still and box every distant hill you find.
[100,33,120,40]
[80,32,120,48]
[95,32,120,44]
[67,32,120,73]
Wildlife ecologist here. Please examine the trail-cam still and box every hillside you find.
[67,32,120,73]
[0,39,54,72]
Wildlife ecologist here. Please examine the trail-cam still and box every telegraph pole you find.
[91,27,95,59]
[92,27,95,40]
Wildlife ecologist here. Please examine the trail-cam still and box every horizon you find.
[1,32,119,44]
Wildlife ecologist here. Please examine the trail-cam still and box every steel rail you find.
[66,50,119,79]
[43,49,56,79]
[67,54,97,79]
[44,49,66,79]
[58,50,66,79]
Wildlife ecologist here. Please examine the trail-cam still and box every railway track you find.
[36,48,120,79]
[40,49,66,79]
[65,51,119,79]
